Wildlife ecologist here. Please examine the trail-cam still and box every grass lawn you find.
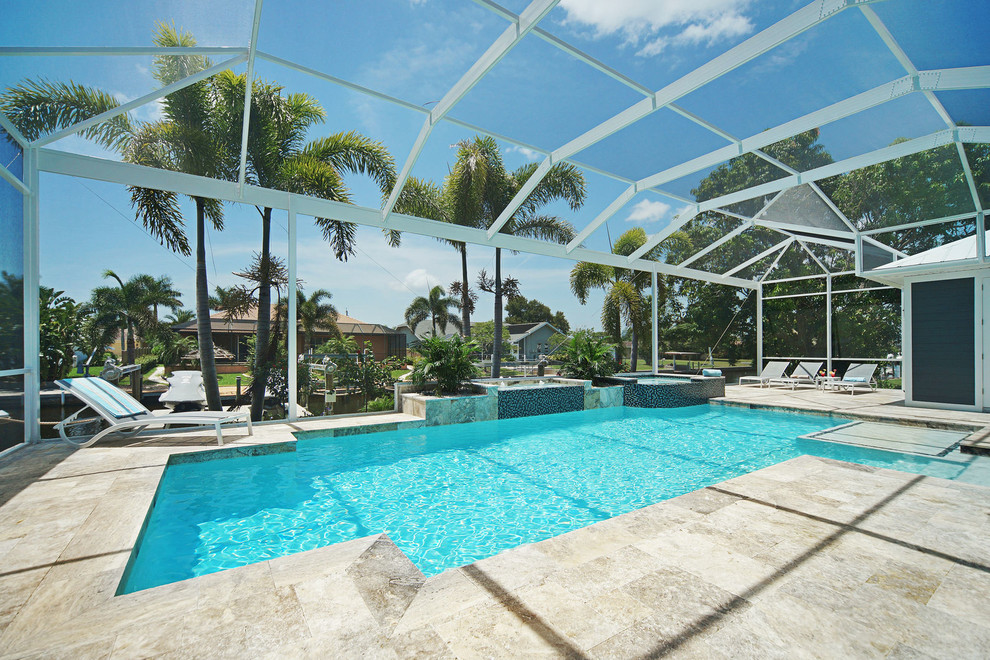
[391,369,410,380]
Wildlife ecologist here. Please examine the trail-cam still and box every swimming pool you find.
[119,405,990,593]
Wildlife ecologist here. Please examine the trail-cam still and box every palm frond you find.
[510,213,576,245]
[128,186,191,255]
[303,131,396,197]
[569,262,614,303]
[0,78,133,150]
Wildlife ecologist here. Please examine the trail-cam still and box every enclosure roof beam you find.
[724,238,794,278]
[636,65,990,192]
[678,221,753,268]
[236,0,265,192]
[382,0,560,222]
[760,241,794,281]
[859,211,978,236]
[486,0,870,239]
[31,53,248,147]
[0,46,249,56]
[36,148,760,290]
[0,159,29,195]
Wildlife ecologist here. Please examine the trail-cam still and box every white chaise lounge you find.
[738,360,791,387]
[768,360,824,390]
[54,377,251,447]
[832,363,879,395]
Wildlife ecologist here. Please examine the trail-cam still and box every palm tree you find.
[1,23,238,410]
[570,228,662,370]
[453,138,585,376]
[134,274,182,320]
[296,288,339,352]
[165,309,195,325]
[223,73,397,421]
[405,286,463,338]
[397,137,585,375]
[89,270,155,366]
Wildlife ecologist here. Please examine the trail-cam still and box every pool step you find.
[800,421,968,457]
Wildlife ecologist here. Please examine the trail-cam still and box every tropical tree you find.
[165,309,195,325]
[558,329,616,381]
[134,274,182,321]
[88,270,157,366]
[410,335,480,396]
[505,296,569,332]
[405,286,463,338]
[226,72,397,421]
[415,136,584,376]
[39,287,88,381]
[0,24,241,410]
[296,288,339,352]
[570,228,661,369]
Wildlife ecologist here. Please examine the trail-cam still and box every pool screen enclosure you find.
[1,0,988,445]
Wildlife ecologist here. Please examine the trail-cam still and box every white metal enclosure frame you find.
[2,0,988,443]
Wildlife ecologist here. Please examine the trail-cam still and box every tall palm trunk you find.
[251,207,273,422]
[460,246,471,337]
[630,320,639,372]
[492,247,503,378]
[195,197,222,411]
[125,321,136,365]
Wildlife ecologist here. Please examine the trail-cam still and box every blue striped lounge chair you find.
[54,377,251,448]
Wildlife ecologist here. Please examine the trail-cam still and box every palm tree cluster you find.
[2,23,398,418]
[570,228,662,370]
[397,136,586,376]
[88,270,183,366]
[405,285,462,338]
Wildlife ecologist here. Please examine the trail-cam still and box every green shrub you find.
[136,354,159,375]
[410,335,480,396]
[559,330,617,381]
[366,395,395,412]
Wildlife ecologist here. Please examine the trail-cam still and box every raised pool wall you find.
[396,378,623,426]
[601,373,725,408]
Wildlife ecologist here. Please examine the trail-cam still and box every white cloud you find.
[504,145,542,162]
[393,267,443,293]
[558,0,754,57]
[625,199,671,224]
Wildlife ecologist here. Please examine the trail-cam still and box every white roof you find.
[874,230,988,271]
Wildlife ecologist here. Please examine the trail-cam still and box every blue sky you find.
[2,0,988,330]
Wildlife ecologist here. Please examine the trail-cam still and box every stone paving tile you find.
[926,562,990,626]
[346,536,425,636]
[0,417,989,657]
[392,568,491,636]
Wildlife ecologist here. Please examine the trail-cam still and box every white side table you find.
[816,376,840,391]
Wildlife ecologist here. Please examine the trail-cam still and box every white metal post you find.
[826,274,833,376]
[22,147,40,443]
[287,204,298,422]
[651,270,659,375]
[978,211,986,264]
[756,284,763,372]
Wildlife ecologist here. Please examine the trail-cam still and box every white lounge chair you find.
[832,363,878,395]
[768,360,824,390]
[738,361,791,387]
[55,377,251,448]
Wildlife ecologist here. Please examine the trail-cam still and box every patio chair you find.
[738,360,790,387]
[832,363,879,395]
[768,360,824,390]
[54,377,251,448]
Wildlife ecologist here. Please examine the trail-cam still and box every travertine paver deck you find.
[0,410,988,658]
[718,383,990,429]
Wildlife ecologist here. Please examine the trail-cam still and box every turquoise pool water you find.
[120,405,990,593]
[635,377,691,384]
